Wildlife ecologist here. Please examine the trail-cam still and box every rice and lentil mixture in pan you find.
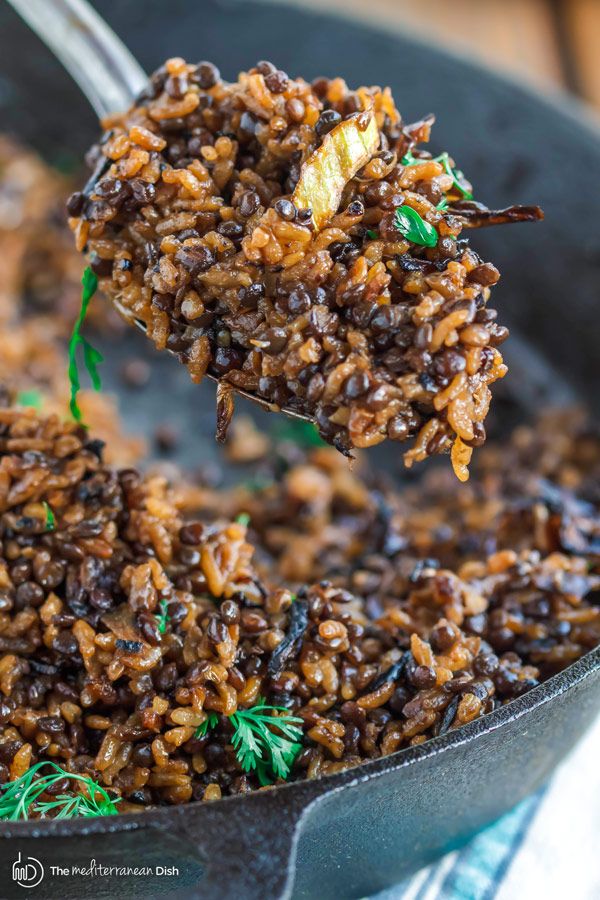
[0,405,597,812]
[1,59,594,820]
[0,137,143,469]
[68,58,541,478]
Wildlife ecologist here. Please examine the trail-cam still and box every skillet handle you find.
[169,787,312,900]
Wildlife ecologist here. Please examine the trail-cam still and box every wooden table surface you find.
[294,0,600,110]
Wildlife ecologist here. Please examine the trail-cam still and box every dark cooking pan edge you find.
[1,645,598,900]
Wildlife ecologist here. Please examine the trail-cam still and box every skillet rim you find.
[2,642,599,838]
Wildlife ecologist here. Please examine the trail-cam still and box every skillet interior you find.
[0,1,599,897]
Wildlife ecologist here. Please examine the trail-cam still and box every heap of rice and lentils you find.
[2,61,595,818]
[0,406,597,810]
[69,58,541,477]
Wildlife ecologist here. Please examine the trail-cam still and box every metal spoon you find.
[8,0,572,423]
[7,0,312,424]
[6,0,146,118]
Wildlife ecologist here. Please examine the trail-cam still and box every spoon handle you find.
[6,0,147,118]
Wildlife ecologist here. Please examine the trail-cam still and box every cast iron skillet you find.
[0,1,599,897]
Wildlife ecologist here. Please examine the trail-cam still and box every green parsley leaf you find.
[0,761,120,820]
[195,711,219,738]
[155,599,170,635]
[15,389,43,410]
[68,267,103,425]
[42,502,56,532]
[394,205,438,247]
[401,150,474,200]
[452,169,472,198]
[235,512,251,527]
[437,152,473,200]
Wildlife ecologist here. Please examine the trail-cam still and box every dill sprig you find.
[68,267,104,425]
[0,761,120,821]
[195,711,219,738]
[231,699,303,784]
[42,502,56,532]
[196,699,303,785]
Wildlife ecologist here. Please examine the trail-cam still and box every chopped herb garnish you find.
[275,419,325,449]
[436,152,473,200]
[15,389,43,410]
[231,699,303,785]
[68,267,103,425]
[0,761,120,820]
[401,150,474,200]
[366,229,378,240]
[400,151,419,165]
[197,698,303,785]
[453,169,472,198]
[195,711,219,738]
[43,502,56,532]
[394,205,438,247]
[235,512,251,527]
[436,197,449,211]
[155,598,170,635]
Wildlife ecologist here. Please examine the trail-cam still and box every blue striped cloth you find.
[371,713,600,900]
